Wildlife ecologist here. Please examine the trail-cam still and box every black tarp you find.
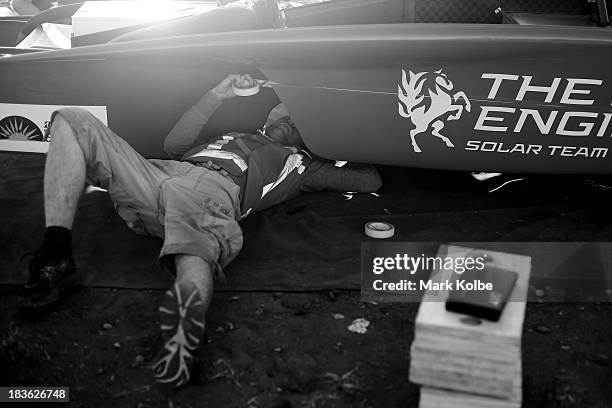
[2,152,612,297]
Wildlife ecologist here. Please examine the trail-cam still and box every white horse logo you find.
[398,69,471,153]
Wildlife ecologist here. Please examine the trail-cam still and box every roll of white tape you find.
[365,221,395,239]
[232,82,260,97]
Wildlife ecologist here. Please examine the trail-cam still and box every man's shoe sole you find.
[152,281,206,388]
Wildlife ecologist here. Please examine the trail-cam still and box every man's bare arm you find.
[164,91,222,160]
[164,74,251,160]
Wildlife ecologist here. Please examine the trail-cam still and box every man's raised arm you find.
[164,74,249,160]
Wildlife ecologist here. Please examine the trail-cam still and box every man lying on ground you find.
[23,74,382,387]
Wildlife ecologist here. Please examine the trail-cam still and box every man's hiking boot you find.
[152,281,206,388]
[22,250,82,310]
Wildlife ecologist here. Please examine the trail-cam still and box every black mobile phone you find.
[445,266,518,321]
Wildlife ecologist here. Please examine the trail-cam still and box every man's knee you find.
[49,108,109,152]
[50,107,98,135]
[49,109,84,142]
[47,111,80,153]
[49,109,73,133]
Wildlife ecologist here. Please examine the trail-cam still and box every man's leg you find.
[175,254,214,310]
[150,168,243,387]
[26,108,167,309]
[152,254,213,387]
[44,114,86,229]
[23,114,87,304]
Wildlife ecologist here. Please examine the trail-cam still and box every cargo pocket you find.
[200,199,244,267]
[116,205,163,238]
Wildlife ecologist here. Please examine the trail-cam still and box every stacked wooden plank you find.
[410,245,531,408]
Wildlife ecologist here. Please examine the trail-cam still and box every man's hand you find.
[210,74,255,101]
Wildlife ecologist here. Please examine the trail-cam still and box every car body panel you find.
[0,4,611,173]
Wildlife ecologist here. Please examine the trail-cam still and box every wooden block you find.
[419,387,521,408]
[409,245,531,401]
[411,346,522,401]
[417,245,531,340]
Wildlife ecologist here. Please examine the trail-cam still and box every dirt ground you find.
[1,285,610,408]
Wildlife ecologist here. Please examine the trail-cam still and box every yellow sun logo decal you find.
[0,116,44,141]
